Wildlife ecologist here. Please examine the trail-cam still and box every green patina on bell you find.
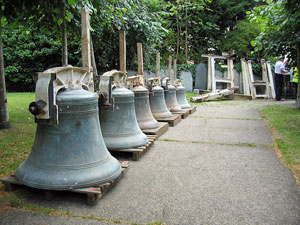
[16,88,121,190]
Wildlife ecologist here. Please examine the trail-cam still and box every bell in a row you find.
[99,71,148,150]
[176,82,191,109]
[133,85,159,130]
[16,78,122,190]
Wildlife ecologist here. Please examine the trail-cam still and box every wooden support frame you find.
[201,54,235,92]
[241,59,275,99]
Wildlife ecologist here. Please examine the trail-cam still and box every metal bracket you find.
[98,70,126,110]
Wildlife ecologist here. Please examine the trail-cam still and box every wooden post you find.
[266,61,276,98]
[261,59,270,98]
[241,58,250,95]
[81,8,91,71]
[173,59,177,81]
[207,57,211,90]
[156,52,160,79]
[137,43,143,75]
[119,30,126,74]
[211,57,216,92]
[168,55,172,79]
[228,58,234,88]
[247,60,256,99]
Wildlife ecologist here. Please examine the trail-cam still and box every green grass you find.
[0,93,36,177]
[260,105,300,181]
[186,91,199,106]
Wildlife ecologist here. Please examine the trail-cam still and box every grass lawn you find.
[0,93,36,177]
[260,105,300,185]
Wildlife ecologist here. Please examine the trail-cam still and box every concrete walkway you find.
[1,99,300,225]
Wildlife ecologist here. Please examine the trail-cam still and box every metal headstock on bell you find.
[29,66,93,124]
[98,70,126,110]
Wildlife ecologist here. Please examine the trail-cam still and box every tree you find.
[249,0,300,108]
[0,8,10,129]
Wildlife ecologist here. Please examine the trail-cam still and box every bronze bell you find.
[148,52,173,119]
[133,85,159,130]
[149,85,173,119]
[176,83,191,109]
[163,78,182,112]
[99,71,148,150]
[16,67,121,190]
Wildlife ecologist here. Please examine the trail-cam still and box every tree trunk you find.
[185,3,188,63]
[0,13,10,129]
[61,0,68,66]
[296,42,300,108]
[90,37,98,91]
[176,11,180,61]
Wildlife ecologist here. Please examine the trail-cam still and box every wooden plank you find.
[119,30,126,73]
[137,43,144,75]
[241,59,250,95]
[142,122,169,138]
[261,59,270,98]
[156,114,181,127]
[172,109,190,119]
[207,56,211,90]
[81,8,91,71]
[156,52,160,79]
[188,106,197,114]
[190,87,238,103]
[173,59,177,81]
[247,60,256,99]
[0,161,130,206]
[228,58,235,88]
[201,54,227,59]
[168,56,172,79]
[211,57,216,92]
[266,61,276,99]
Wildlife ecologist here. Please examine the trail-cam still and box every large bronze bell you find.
[176,83,191,109]
[128,43,159,130]
[99,71,148,150]
[133,85,159,130]
[148,52,173,119]
[164,56,182,112]
[149,85,173,119]
[164,82,182,112]
[16,87,121,190]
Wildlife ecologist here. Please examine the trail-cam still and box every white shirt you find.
[275,60,285,74]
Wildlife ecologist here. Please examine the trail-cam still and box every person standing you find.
[274,57,288,101]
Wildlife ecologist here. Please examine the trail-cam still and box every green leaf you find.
[57,18,63,25]
[1,16,6,27]
[67,0,76,6]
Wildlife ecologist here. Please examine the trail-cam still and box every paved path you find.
[1,99,300,225]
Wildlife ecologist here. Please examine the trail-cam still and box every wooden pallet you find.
[188,106,197,114]
[156,114,181,127]
[0,161,129,206]
[142,122,169,138]
[110,135,156,161]
[172,109,190,119]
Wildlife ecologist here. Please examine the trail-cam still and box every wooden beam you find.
[266,61,276,98]
[211,57,216,92]
[81,8,91,71]
[168,55,172,79]
[201,54,227,59]
[247,60,256,99]
[156,52,160,79]
[261,59,270,98]
[190,87,238,103]
[173,59,177,81]
[119,30,126,73]
[137,43,143,75]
